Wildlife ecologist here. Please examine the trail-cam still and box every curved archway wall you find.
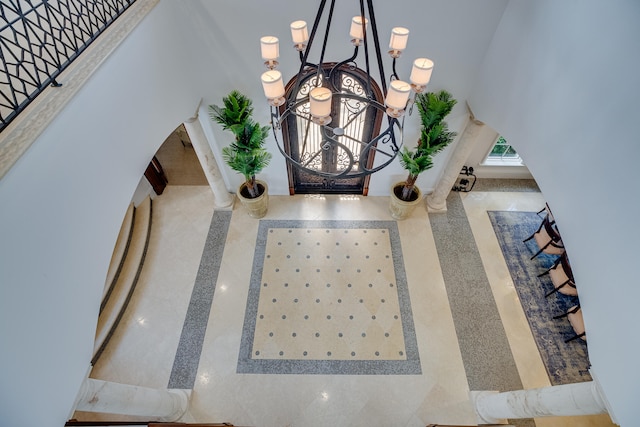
[0,2,217,426]
[469,1,640,425]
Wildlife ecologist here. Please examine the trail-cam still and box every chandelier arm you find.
[327,48,360,93]
[365,0,388,96]
[391,57,399,81]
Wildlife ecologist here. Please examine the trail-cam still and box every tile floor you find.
[81,186,615,427]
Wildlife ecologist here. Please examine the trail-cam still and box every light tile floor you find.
[82,186,615,427]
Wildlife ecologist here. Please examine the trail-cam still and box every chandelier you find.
[259,0,435,178]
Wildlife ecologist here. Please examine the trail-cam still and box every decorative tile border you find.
[168,210,232,389]
[237,220,421,375]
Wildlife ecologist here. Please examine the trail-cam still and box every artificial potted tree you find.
[389,89,457,220]
[209,90,272,218]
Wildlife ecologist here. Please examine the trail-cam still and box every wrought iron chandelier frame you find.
[265,0,408,179]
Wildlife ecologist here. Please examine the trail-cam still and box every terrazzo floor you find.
[81,186,615,427]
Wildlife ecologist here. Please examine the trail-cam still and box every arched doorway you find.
[281,63,384,195]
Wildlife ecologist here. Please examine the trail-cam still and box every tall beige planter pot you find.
[237,179,269,219]
[389,182,423,220]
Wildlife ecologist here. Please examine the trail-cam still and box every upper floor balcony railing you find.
[0,0,137,133]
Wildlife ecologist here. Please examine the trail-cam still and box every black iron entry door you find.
[282,64,383,195]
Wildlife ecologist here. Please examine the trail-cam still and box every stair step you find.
[92,196,152,364]
[101,202,135,310]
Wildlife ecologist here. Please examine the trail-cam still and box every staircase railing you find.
[0,0,137,133]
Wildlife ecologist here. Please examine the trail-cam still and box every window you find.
[483,135,524,165]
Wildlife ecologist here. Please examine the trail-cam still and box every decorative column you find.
[183,114,234,208]
[426,114,484,212]
[75,378,190,421]
[471,381,609,425]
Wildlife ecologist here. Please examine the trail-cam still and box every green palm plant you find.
[397,89,457,201]
[209,90,272,199]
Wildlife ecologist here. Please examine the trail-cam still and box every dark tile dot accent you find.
[284,283,289,287]
[287,255,291,258]
[267,255,271,258]
[304,315,309,320]
[303,351,308,356]
[382,230,386,233]
[355,242,359,246]
[337,299,342,303]
[327,351,332,356]
[282,315,286,319]
[347,283,352,287]
[336,242,340,246]
[316,298,320,303]
[368,283,373,288]
[305,283,310,287]
[385,333,390,337]
[374,242,378,246]
[349,315,354,320]
[316,268,320,272]
[359,299,364,303]
[269,230,273,233]
[399,351,404,356]
[272,298,277,303]
[316,242,320,246]
[336,269,341,272]
[344,230,348,233]
[263,283,268,287]
[315,332,320,337]
[288,230,292,233]
[306,255,310,259]
[326,283,331,287]
[338,332,343,337]
[357,269,361,273]
[326,255,330,259]
[377,269,382,273]
[297,242,301,245]
[386,255,390,258]
[269,332,274,337]
[255,351,260,355]
[307,230,311,233]
[389,283,394,287]
[375,351,380,356]
[366,255,370,259]
[394,315,399,319]
[279,351,284,356]
[361,332,366,337]
[294,298,298,303]
[363,230,367,233]
[278,242,282,245]
[259,315,264,319]
[326,230,330,233]
[381,299,386,303]
[351,352,356,356]
[346,255,350,259]
[327,315,331,320]
[275,268,279,272]
[292,332,297,337]
[296,268,300,272]
[372,315,376,319]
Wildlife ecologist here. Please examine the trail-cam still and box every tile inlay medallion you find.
[237,220,421,375]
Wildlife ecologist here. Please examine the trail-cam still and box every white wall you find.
[0,3,208,426]
[470,1,640,424]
